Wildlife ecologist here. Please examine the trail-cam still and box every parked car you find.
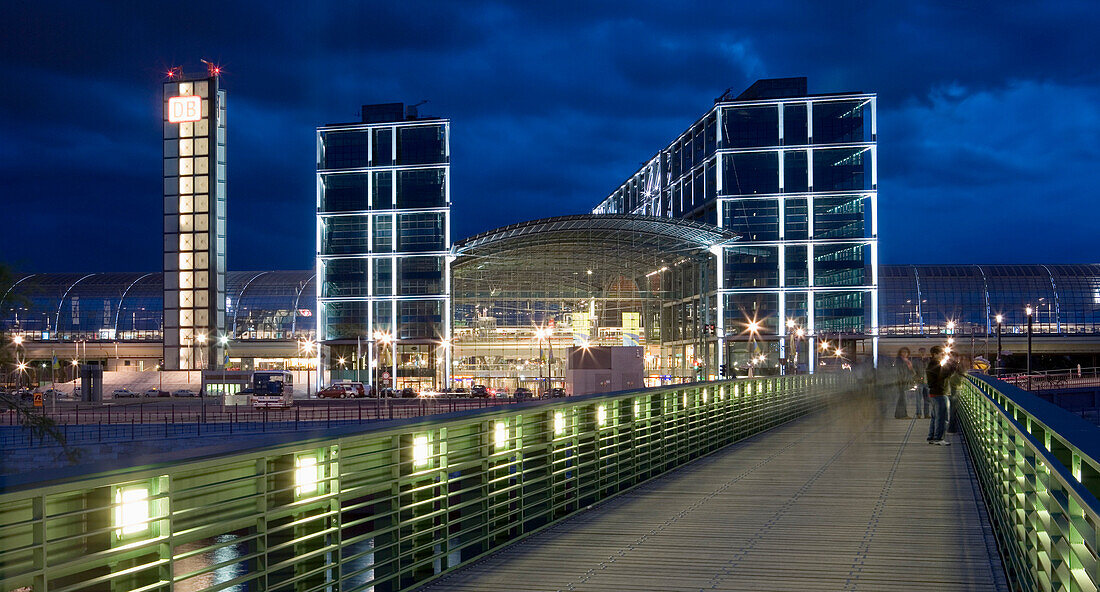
[172,389,197,397]
[453,387,467,395]
[144,388,169,397]
[111,388,138,398]
[42,388,66,398]
[333,381,367,397]
[399,387,417,398]
[318,384,354,399]
[470,385,490,398]
[513,387,533,399]
[549,387,567,398]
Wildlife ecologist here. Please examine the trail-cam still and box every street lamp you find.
[373,331,392,395]
[746,320,761,378]
[994,314,1003,376]
[195,333,207,370]
[1025,305,1034,391]
[534,327,552,395]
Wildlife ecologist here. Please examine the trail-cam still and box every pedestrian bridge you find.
[0,373,1096,591]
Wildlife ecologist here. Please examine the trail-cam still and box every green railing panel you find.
[958,375,1100,592]
[0,374,851,591]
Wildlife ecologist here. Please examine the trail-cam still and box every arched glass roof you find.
[455,214,740,254]
[879,264,1100,335]
[1,271,316,341]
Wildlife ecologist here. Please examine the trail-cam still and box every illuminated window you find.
[179,271,194,289]
[295,455,319,496]
[494,422,508,450]
[114,485,150,537]
[597,405,607,426]
[553,411,565,435]
[178,253,193,270]
[412,435,429,468]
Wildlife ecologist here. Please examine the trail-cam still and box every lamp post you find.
[793,327,805,373]
[994,314,1003,376]
[373,331,392,396]
[12,335,24,390]
[1026,305,1034,391]
[218,334,229,369]
[535,328,552,395]
[746,320,761,378]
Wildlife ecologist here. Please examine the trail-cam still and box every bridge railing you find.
[958,374,1100,592]
[0,373,851,592]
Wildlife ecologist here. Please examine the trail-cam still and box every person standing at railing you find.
[926,345,957,445]
[945,354,971,435]
[913,347,931,419]
[892,348,917,419]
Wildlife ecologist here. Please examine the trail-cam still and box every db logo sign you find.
[168,96,202,123]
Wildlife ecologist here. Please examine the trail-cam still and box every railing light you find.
[633,400,640,418]
[494,422,508,449]
[553,411,565,436]
[703,390,708,403]
[597,405,607,426]
[413,435,430,467]
[114,485,150,537]
[296,455,319,496]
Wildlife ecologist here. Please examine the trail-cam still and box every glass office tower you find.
[594,78,878,372]
[162,72,228,370]
[316,104,451,390]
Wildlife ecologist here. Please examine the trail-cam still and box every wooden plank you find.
[418,396,1009,591]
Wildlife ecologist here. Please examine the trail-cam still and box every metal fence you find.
[957,374,1100,592]
[0,373,851,592]
[0,398,516,447]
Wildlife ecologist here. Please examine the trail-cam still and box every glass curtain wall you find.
[316,116,451,390]
[593,82,878,374]
[450,216,724,391]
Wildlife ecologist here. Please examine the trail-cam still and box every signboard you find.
[168,95,202,123]
[572,313,591,346]
[33,393,43,407]
[622,312,641,346]
[382,372,390,379]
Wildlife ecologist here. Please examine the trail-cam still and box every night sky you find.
[2,2,1098,273]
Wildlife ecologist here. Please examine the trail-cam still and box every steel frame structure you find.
[0,374,849,591]
[958,374,1100,591]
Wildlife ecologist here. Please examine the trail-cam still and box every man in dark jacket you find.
[926,345,957,445]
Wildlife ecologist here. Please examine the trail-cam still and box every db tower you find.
[161,67,227,370]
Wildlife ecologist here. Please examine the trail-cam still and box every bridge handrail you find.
[958,374,1100,592]
[0,373,853,592]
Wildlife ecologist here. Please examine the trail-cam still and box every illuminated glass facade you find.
[316,104,451,389]
[162,74,228,370]
[1,271,316,343]
[594,78,878,372]
[879,264,1100,336]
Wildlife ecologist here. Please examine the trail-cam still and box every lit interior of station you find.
[449,214,739,390]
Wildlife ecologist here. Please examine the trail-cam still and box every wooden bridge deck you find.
[418,395,1008,591]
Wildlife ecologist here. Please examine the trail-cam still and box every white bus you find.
[251,371,294,408]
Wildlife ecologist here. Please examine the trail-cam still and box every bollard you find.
[164,416,169,438]
[358,401,362,423]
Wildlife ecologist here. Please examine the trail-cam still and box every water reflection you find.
[174,530,255,591]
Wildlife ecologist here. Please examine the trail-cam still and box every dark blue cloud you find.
[1,1,1098,273]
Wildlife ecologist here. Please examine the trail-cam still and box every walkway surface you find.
[419,395,1008,591]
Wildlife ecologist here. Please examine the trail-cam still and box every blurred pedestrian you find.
[913,347,930,418]
[892,348,916,419]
